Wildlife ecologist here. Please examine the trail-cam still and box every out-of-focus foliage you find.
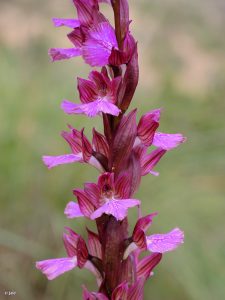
[0,0,225,299]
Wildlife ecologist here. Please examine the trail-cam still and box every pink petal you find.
[115,173,131,199]
[84,183,100,206]
[153,132,186,150]
[83,22,118,67]
[42,154,82,169]
[61,100,84,115]
[36,257,77,280]
[81,100,121,117]
[137,109,161,146]
[91,199,140,221]
[76,236,89,268]
[141,148,166,176]
[72,0,97,26]
[133,213,158,234]
[128,278,145,300]
[63,227,80,257]
[49,48,82,61]
[64,201,84,218]
[77,77,97,104]
[87,228,102,259]
[137,253,162,280]
[61,127,82,154]
[52,18,80,28]
[73,189,96,218]
[92,128,109,157]
[147,228,184,253]
[112,282,128,300]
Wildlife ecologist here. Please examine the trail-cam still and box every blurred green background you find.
[1,0,225,299]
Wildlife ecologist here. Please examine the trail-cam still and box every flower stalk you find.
[36,1,186,299]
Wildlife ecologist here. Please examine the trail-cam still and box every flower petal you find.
[73,189,96,218]
[63,227,80,257]
[87,228,102,259]
[42,154,82,169]
[112,282,128,300]
[92,128,109,157]
[141,148,166,176]
[137,109,161,146]
[52,18,80,28]
[61,100,84,115]
[137,253,162,280]
[133,213,158,234]
[128,278,145,300]
[72,0,98,26]
[147,228,184,253]
[77,77,97,104]
[83,22,118,66]
[153,132,186,150]
[64,201,84,218]
[36,257,77,280]
[91,199,140,221]
[49,48,81,62]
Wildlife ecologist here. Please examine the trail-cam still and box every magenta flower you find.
[42,125,103,171]
[65,172,140,221]
[61,69,121,117]
[36,227,101,282]
[37,0,186,299]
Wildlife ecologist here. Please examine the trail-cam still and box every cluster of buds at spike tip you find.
[36,1,186,299]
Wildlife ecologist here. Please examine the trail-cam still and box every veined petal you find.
[87,228,102,259]
[42,154,82,169]
[137,109,161,146]
[153,132,186,150]
[147,228,184,253]
[133,213,158,234]
[61,126,82,154]
[92,128,109,157]
[73,189,96,218]
[52,18,80,28]
[91,199,140,221]
[79,100,121,117]
[77,77,97,104]
[72,0,98,26]
[49,48,82,62]
[63,227,80,257]
[36,257,77,280]
[141,148,166,176]
[83,22,118,67]
[76,236,89,268]
[137,253,162,280]
[64,201,84,218]
[128,278,145,300]
[112,282,128,300]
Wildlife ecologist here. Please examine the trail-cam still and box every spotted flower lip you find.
[61,70,121,117]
